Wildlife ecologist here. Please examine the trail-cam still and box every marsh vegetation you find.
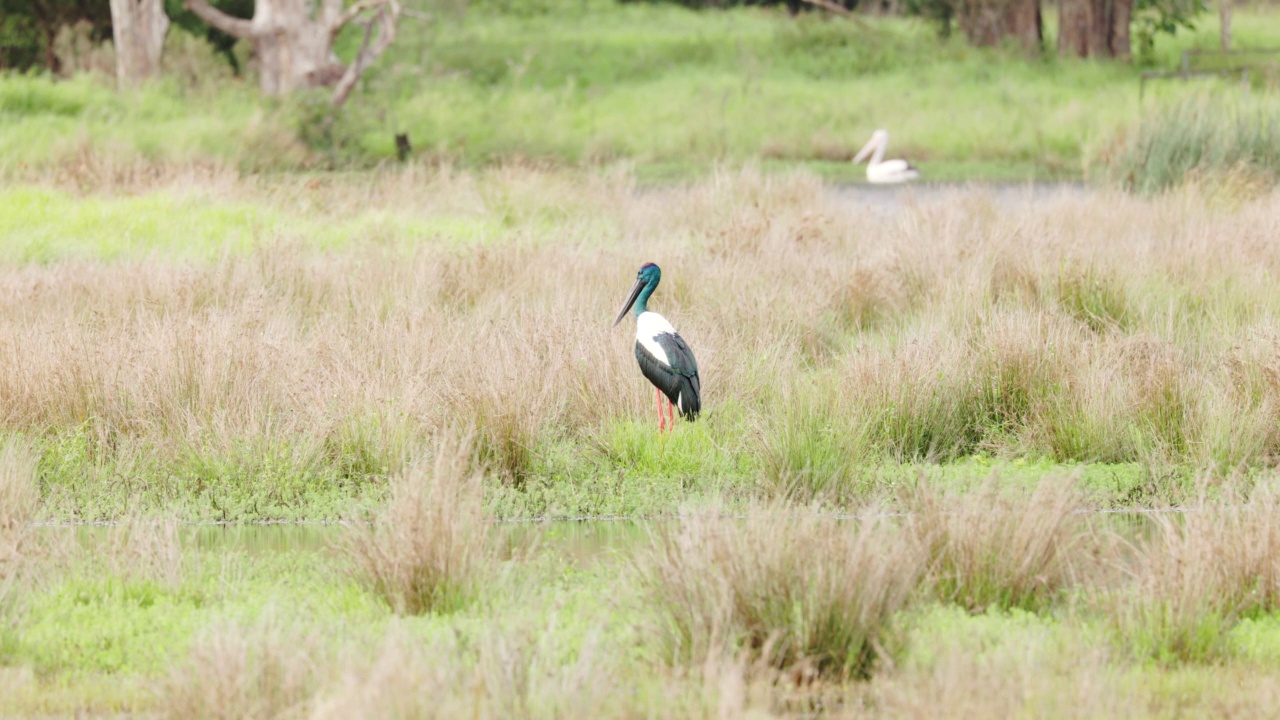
[8,434,1280,716]
[6,0,1280,713]
[0,165,1279,713]
[5,168,1280,521]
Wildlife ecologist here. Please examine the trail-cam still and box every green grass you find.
[0,171,1185,524]
[0,186,503,262]
[6,166,1263,523]
[5,523,1280,715]
[3,2,1279,180]
[5,3,1280,706]
[1098,93,1280,193]
[23,418,1159,523]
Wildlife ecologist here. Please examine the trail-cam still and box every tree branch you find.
[330,1,400,109]
[800,0,852,15]
[332,0,392,34]
[183,0,254,39]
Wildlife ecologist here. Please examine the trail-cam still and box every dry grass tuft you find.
[104,513,186,592]
[313,623,623,719]
[311,621,787,720]
[850,610,1129,720]
[338,432,492,615]
[159,614,320,720]
[0,440,38,580]
[634,504,924,679]
[7,170,1280,518]
[911,475,1086,613]
[1108,483,1280,663]
[0,439,38,634]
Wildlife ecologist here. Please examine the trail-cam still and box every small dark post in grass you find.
[395,133,412,162]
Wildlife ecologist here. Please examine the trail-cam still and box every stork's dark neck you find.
[634,276,659,317]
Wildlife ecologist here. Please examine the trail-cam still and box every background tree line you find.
[626,0,1211,59]
[2,0,400,108]
[0,0,1217,86]
[0,0,250,73]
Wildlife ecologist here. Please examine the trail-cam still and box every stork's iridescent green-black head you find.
[612,263,662,327]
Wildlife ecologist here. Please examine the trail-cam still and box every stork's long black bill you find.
[612,278,645,327]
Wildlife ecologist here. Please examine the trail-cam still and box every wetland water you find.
[47,519,653,560]
[830,181,1091,213]
[44,506,1163,559]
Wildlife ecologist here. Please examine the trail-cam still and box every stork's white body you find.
[635,311,676,366]
[853,129,919,185]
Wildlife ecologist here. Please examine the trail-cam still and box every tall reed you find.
[4,170,1280,518]
[0,440,37,583]
[1098,94,1280,194]
[1107,483,1280,663]
[910,475,1086,613]
[633,504,924,678]
[337,433,493,615]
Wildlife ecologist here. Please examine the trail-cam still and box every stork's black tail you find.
[675,372,701,420]
[635,336,702,421]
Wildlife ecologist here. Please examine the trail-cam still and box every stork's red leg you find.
[655,387,666,432]
[666,396,676,429]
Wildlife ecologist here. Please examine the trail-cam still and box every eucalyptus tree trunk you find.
[1058,0,1131,59]
[1221,0,1232,50]
[182,0,400,103]
[109,0,170,86]
[957,0,1042,50]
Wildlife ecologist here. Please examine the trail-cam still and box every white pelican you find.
[852,129,920,184]
[612,263,701,431]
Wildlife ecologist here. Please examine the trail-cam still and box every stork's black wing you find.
[635,331,701,420]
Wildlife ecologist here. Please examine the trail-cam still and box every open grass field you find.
[3,164,1280,713]
[5,0,1280,714]
[6,167,1280,521]
[7,434,1280,716]
[3,1,1280,182]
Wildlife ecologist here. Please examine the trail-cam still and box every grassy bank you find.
[3,2,1279,181]
[6,443,1280,716]
[1097,93,1280,193]
[3,168,1280,520]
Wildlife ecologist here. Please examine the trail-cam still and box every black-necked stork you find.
[612,263,701,431]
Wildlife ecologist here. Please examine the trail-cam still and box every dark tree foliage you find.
[0,0,111,71]
[165,0,253,74]
[904,0,955,36]
[1133,0,1206,62]
[0,0,250,73]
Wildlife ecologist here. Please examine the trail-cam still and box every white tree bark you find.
[183,0,401,100]
[109,0,170,87]
[1221,0,1232,51]
[331,4,399,108]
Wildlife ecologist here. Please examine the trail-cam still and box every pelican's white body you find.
[636,311,676,366]
[853,129,919,185]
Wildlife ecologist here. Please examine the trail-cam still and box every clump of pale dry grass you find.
[312,624,624,719]
[338,433,492,615]
[848,609,1131,720]
[634,504,924,679]
[158,614,321,720]
[7,169,1280,518]
[1107,483,1280,663]
[0,439,38,629]
[164,615,783,720]
[910,474,1086,613]
[150,599,1280,720]
[0,440,38,580]
[104,513,186,592]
